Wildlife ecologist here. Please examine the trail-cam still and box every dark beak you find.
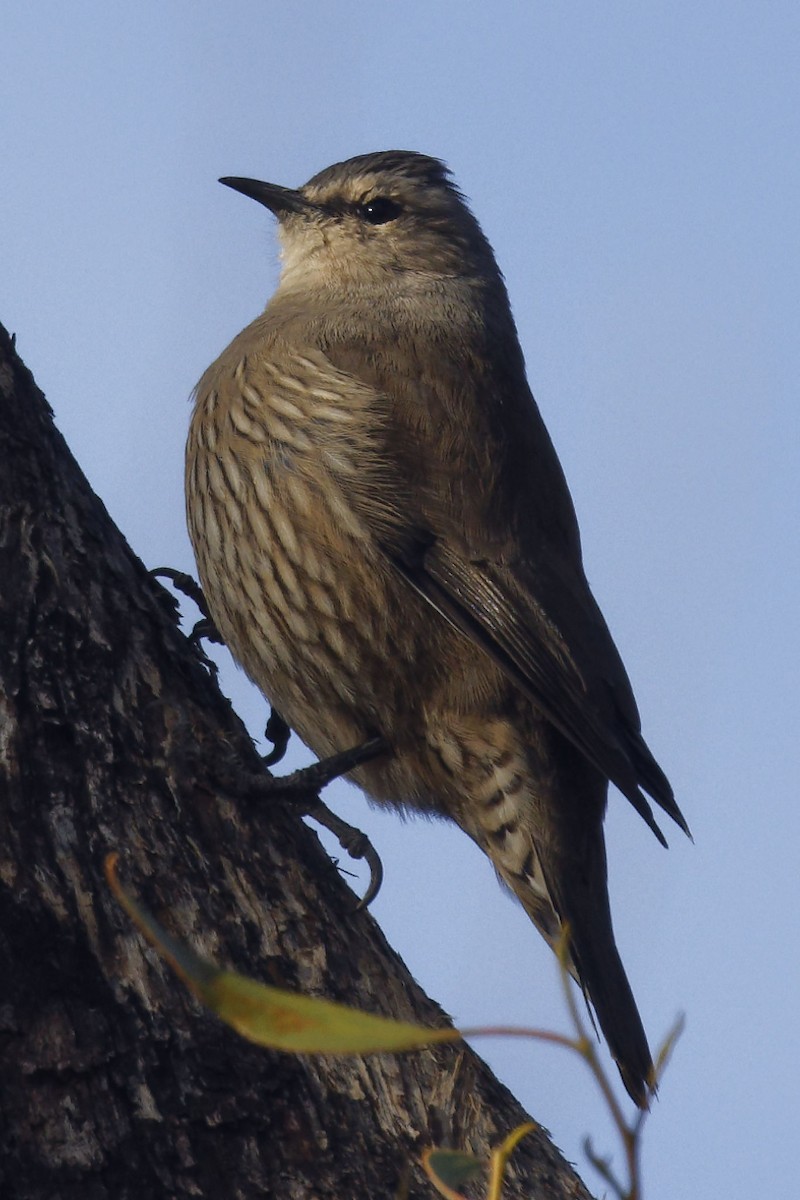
[219,176,310,218]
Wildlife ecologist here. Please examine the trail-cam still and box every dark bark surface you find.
[0,322,592,1199]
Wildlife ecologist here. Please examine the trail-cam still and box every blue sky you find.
[3,3,798,1196]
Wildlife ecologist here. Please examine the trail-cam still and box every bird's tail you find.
[450,723,656,1107]
[501,845,655,1109]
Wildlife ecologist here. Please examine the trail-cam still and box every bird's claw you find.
[150,567,213,619]
[303,797,384,909]
[262,709,291,766]
[150,567,224,654]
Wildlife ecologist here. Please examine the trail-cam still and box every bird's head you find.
[220,150,500,292]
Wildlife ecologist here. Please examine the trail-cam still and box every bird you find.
[185,150,689,1108]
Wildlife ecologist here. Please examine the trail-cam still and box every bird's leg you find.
[214,735,388,802]
[213,735,391,909]
[152,566,388,906]
[251,735,389,797]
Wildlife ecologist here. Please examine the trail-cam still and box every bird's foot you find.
[152,565,388,905]
[150,566,224,647]
[215,734,390,908]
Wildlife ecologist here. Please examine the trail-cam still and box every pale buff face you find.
[275,164,492,290]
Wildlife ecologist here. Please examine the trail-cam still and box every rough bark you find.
[0,321,592,1199]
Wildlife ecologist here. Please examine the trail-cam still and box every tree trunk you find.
[0,322,592,1199]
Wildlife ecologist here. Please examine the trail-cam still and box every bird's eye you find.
[360,197,402,225]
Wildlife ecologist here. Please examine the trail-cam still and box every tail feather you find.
[505,845,655,1109]
[565,905,654,1108]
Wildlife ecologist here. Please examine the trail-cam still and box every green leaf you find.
[422,1148,483,1199]
[105,854,460,1055]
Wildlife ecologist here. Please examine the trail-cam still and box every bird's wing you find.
[282,335,688,841]
[394,539,688,842]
